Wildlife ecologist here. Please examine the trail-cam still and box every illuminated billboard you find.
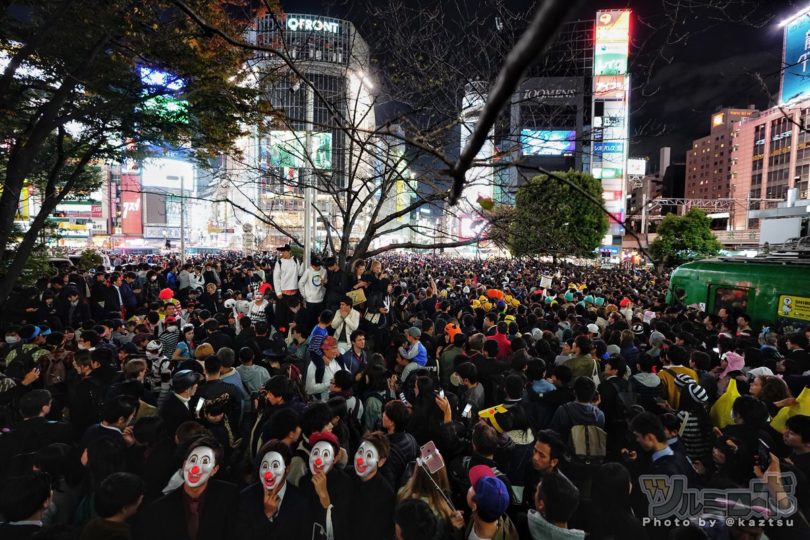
[139,67,188,124]
[594,76,626,99]
[141,157,194,190]
[262,131,332,169]
[594,11,629,75]
[459,217,487,240]
[627,158,647,176]
[781,12,810,104]
[521,129,576,156]
[121,174,143,235]
[593,9,631,243]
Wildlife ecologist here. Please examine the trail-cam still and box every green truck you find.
[667,257,810,333]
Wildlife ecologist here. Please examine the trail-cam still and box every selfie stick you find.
[415,458,456,511]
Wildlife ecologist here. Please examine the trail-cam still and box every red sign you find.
[594,76,626,99]
[121,174,143,235]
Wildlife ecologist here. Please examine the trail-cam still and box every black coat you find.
[202,331,233,353]
[159,393,195,437]
[0,417,73,479]
[0,523,43,540]
[135,479,239,540]
[236,482,311,540]
[68,375,104,438]
[298,469,354,540]
[56,298,91,328]
[348,473,395,540]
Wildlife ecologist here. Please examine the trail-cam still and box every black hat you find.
[171,370,202,392]
[277,244,291,252]
[311,256,322,267]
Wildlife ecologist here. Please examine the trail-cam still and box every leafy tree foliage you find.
[649,208,721,268]
[0,0,258,303]
[504,171,608,257]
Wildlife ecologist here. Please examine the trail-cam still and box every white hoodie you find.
[273,257,302,295]
[299,266,327,304]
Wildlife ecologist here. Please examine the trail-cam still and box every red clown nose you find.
[191,466,200,474]
[315,458,323,466]
[357,458,364,465]
[264,472,272,480]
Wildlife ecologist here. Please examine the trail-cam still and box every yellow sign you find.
[778,294,810,322]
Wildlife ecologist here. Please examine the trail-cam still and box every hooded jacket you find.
[527,510,586,540]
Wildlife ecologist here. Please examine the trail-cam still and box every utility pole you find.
[303,84,314,268]
[180,173,185,264]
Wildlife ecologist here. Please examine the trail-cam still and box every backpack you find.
[607,378,639,420]
[569,424,607,464]
[363,392,392,431]
[563,402,607,465]
[5,345,43,381]
[344,397,365,455]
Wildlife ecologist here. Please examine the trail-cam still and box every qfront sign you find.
[286,17,340,34]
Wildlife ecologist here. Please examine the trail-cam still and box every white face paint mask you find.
[309,441,335,475]
[354,441,380,479]
[183,446,216,488]
[259,451,286,491]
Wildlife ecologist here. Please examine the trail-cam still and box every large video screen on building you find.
[261,131,332,170]
[781,13,810,104]
[521,130,576,156]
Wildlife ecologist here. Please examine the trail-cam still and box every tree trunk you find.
[0,197,58,305]
[0,183,24,262]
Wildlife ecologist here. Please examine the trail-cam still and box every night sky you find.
[281,0,803,169]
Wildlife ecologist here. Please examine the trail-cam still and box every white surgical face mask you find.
[5,336,19,344]
[309,441,335,475]
[183,446,216,487]
[354,441,380,479]
[150,276,157,282]
[259,451,286,491]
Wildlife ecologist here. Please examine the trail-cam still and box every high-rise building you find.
[217,13,374,250]
[685,108,756,201]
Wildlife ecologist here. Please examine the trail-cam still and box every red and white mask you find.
[259,451,285,491]
[354,441,380,479]
[309,441,335,475]
[183,446,216,488]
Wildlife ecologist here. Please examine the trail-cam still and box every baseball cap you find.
[586,323,600,335]
[407,327,422,338]
[20,324,41,341]
[171,370,202,392]
[469,465,510,522]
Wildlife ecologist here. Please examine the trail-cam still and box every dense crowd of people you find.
[0,246,809,540]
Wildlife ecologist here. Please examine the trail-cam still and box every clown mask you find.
[183,446,216,488]
[354,441,381,479]
[309,441,336,475]
[259,451,286,491]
